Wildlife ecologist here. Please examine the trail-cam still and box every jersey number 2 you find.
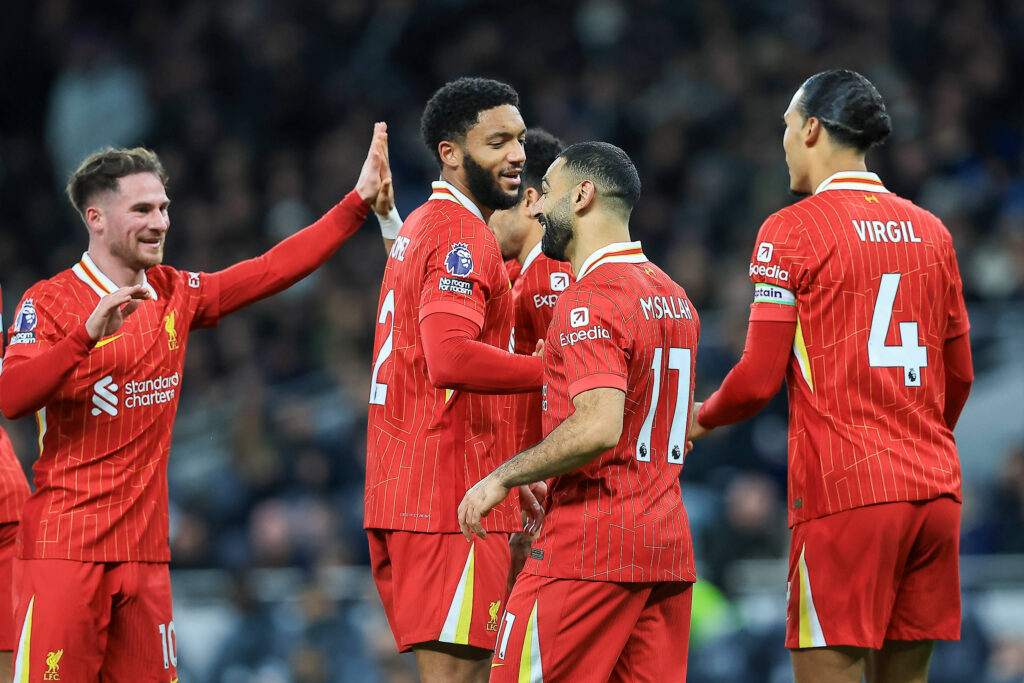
[369,289,395,405]
[636,347,692,464]
[868,273,927,387]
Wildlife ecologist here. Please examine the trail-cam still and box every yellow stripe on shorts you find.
[14,595,34,683]
[440,543,476,644]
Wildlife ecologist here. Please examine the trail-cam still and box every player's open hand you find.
[85,285,151,341]
[518,481,547,535]
[687,401,712,441]
[372,131,394,217]
[356,122,390,205]
[458,475,510,542]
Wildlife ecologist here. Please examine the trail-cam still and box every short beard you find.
[539,199,573,262]
[111,240,161,271]
[464,152,521,211]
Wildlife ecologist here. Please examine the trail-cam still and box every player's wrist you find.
[375,205,402,240]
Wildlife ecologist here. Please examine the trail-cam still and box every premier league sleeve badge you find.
[444,243,474,277]
[10,298,38,345]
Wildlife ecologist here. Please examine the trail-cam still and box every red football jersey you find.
[747,171,970,526]
[523,242,700,582]
[505,258,522,288]
[2,193,369,561]
[0,429,28,525]
[4,254,223,561]
[365,181,519,533]
[510,243,574,452]
[0,288,30,525]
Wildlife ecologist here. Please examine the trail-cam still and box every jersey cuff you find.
[419,300,485,329]
[749,301,799,323]
[568,373,627,399]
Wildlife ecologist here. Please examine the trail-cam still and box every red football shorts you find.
[786,496,961,650]
[0,522,17,651]
[491,572,692,682]
[12,559,178,682]
[368,530,511,653]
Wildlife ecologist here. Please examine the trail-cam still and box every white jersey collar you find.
[72,252,158,300]
[576,241,647,280]
[815,171,890,195]
[430,180,485,222]
[520,241,544,274]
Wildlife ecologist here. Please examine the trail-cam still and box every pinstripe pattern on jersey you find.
[0,428,29,524]
[510,246,574,453]
[525,246,700,582]
[364,185,520,533]
[0,288,37,522]
[748,173,968,525]
[5,263,211,561]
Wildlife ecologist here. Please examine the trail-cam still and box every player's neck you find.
[809,151,868,195]
[86,246,146,288]
[569,218,631,277]
[517,228,543,265]
[441,170,494,222]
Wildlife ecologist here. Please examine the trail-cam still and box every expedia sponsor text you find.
[749,263,790,281]
[559,326,611,346]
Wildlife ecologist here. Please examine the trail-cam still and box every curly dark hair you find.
[797,70,892,152]
[66,147,168,219]
[420,77,520,166]
[521,128,564,193]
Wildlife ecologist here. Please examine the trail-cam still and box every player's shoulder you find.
[145,264,197,289]
[554,271,619,313]
[21,268,80,305]
[761,196,818,231]
[521,254,572,293]
[885,193,953,241]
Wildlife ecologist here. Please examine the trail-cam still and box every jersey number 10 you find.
[636,347,692,465]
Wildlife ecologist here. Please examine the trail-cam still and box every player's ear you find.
[438,141,461,171]
[84,205,104,233]
[521,187,540,212]
[573,180,596,213]
[804,116,821,147]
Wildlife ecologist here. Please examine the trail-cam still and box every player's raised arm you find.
[197,122,390,322]
[371,130,403,255]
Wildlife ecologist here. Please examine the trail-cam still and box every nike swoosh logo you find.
[491,662,504,668]
[95,334,123,348]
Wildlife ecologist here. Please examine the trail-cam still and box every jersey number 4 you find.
[636,347,692,464]
[868,273,927,387]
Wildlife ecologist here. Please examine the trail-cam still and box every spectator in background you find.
[702,473,785,595]
[45,27,152,187]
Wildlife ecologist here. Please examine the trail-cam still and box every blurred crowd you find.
[2,0,1024,680]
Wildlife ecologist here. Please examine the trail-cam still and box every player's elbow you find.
[424,361,459,390]
[587,415,623,452]
[0,391,29,421]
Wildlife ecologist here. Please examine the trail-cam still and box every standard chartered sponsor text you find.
[124,373,180,408]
